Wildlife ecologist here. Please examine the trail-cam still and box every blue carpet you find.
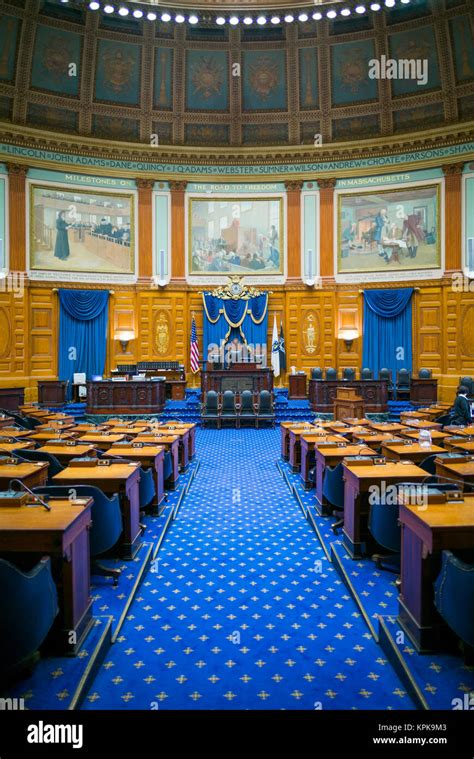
[82,428,414,710]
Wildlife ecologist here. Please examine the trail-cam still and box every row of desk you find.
[0,406,197,654]
[280,410,474,651]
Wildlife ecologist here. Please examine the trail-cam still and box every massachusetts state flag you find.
[271,314,280,377]
[279,322,286,372]
[190,315,200,374]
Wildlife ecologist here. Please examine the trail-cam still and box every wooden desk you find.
[443,437,474,453]
[108,444,165,512]
[289,427,327,471]
[132,435,180,488]
[0,415,14,428]
[28,431,79,443]
[37,444,97,464]
[342,461,426,558]
[368,422,408,433]
[53,462,142,560]
[380,441,444,463]
[202,367,273,394]
[280,423,318,461]
[0,461,49,490]
[288,374,307,400]
[309,379,388,413]
[414,406,447,420]
[37,381,68,407]
[314,445,375,513]
[398,428,450,445]
[333,387,365,421]
[136,429,189,472]
[444,426,474,437]
[86,379,166,414]
[0,387,24,411]
[76,433,129,450]
[36,421,76,432]
[157,423,196,460]
[403,419,443,432]
[398,494,474,650]
[0,428,36,439]
[0,440,35,454]
[435,458,474,486]
[0,497,93,653]
[351,431,402,451]
[105,426,150,436]
[299,434,349,488]
[410,377,438,406]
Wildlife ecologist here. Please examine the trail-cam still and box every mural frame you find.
[334,179,443,283]
[186,193,285,279]
[152,188,172,285]
[27,179,137,283]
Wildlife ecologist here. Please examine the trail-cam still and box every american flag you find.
[190,315,200,374]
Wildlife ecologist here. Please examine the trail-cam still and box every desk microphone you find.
[9,478,51,511]
[421,474,474,492]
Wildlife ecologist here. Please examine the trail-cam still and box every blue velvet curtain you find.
[202,292,268,362]
[58,289,109,397]
[362,288,413,383]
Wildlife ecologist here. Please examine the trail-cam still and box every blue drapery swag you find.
[362,288,413,383]
[58,289,109,397]
[202,292,269,355]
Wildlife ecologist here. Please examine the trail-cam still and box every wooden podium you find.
[289,373,307,399]
[333,386,365,421]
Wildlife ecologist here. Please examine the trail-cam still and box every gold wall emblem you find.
[155,311,170,355]
[303,313,317,354]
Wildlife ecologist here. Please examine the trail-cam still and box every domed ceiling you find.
[0,0,472,148]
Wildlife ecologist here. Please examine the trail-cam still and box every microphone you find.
[421,474,474,491]
[8,478,51,511]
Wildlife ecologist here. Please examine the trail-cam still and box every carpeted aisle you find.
[83,428,415,710]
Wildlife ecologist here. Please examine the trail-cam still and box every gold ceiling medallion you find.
[207,276,271,300]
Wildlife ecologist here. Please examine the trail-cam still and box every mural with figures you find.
[337,184,441,274]
[188,197,283,276]
[29,184,135,275]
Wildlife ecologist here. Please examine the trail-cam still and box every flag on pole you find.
[190,315,200,374]
[279,322,286,372]
[271,314,280,377]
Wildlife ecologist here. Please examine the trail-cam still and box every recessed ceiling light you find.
[284,14,294,23]
[370,2,381,9]
[326,10,337,18]
[216,16,226,25]
[257,15,266,25]
[161,12,171,22]
[132,9,143,18]
[385,0,396,5]
[104,4,114,12]
[271,16,280,24]
[229,15,239,25]
[341,8,351,15]
[298,13,308,22]
[189,14,199,24]
[355,5,366,12]
[400,0,410,3]
[312,12,322,20]
[89,1,100,10]
[243,16,253,25]
[175,13,185,22]
[146,12,157,20]
[118,7,129,16]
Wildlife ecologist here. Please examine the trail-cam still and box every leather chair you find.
[0,556,58,678]
[201,390,220,428]
[434,550,474,661]
[311,368,323,380]
[238,390,256,428]
[436,413,454,427]
[326,368,337,381]
[220,390,238,428]
[419,453,438,476]
[138,467,156,510]
[342,368,356,381]
[418,368,432,379]
[256,390,275,428]
[379,368,393,400]
[361,367,373,380]
[396,368,411,400]
[13,449,64,482]
[163,451,173,482]
[33,485,123,585]
[322,462,345,533]
[368,501,400,573]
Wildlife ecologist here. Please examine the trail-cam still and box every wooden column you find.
[317,177,337,280]
[170,180,187,281]
[7,163,27,272]
[135,178,154,280]
[285,180,303,282]
[442,162,464,273]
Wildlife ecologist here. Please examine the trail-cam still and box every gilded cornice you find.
[0,121,473,181]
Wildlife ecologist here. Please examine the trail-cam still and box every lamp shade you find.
[115,329,135,342]
[338,329,359,341]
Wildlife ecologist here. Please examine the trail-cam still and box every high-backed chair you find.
[256,390,275,428]
[238,390,256,428]
[326,368,337,381]
[0,556,58,678]
[33,485,123,584]
[419,453,438,476]
[379,368,393,400]
[342,368,356,381]
[163,451,173,482]
[418,368,432,379]
[322,462,345,532]
[434,550,474,661]
[220,390,238,428]
[396,368,411,400]
[368,501,400,573]
[201,390,220,428]
[361,367,373,380]
[13,449,64,482]
[311,367,323,380]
